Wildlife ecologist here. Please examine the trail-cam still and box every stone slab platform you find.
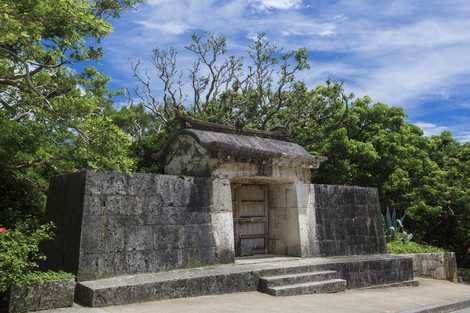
[43,279,470,313]
[76,254,413,307]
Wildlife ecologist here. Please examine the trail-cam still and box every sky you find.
[96,0,470,142]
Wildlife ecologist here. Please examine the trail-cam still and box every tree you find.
[419,133,470,257]
[0,0,141,226]
[131,32,309,132]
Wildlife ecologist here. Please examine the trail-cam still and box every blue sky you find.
[96,0,470,142]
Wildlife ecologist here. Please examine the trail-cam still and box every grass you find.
[387,240,446,254]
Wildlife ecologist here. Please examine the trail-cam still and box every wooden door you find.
[232,184,268,256]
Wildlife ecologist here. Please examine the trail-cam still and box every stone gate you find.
[44,118,388,282]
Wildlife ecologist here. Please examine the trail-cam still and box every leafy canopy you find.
[0,0,141,226]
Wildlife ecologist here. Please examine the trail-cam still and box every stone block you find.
[125,225,154,251]
[127,173,154,196]
[309,184,386,257]
[154,225,183,249]
[78,252,128,280]
[101,173,128,195]
[126,250,156,273]
[209,178,232,212]
[7,279,75,313]
[402,252,458,281]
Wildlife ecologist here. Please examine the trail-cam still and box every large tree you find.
[0,0,140,225]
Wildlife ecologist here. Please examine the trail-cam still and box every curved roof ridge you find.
[175,111,291,141]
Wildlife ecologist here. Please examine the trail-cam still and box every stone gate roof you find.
[180,128,325,166]
[157,112,326,167]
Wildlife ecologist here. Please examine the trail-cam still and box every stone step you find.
[262,279,347,296]
[259,270,339,288]
[257,264,325,277]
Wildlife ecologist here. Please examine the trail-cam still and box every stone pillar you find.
[284,184,302,256]
[268,183,306,257]
[209,178,235,262]
[295,184,319,257]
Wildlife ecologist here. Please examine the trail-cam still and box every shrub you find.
[0,222,72,295]
[387,240,446,254]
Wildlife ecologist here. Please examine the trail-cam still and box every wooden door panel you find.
[239,202,265,217]
[239,185,265,201]
[233,184,268,256]
[239,222,266,235]
[240,238,265,255]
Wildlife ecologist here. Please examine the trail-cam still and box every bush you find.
[387,240,446,254]
[0,222,73,295]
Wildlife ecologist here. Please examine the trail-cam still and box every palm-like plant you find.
[384,208,413,242]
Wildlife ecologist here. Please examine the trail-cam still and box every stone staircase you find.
[258,270,347,296]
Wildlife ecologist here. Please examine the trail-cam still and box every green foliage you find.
[107,104,169,172]
[387,240,446,254]
[0,0,140,226]
[0,222,60,294]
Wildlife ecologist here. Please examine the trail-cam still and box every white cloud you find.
[136,20,189,34]
[412,121,470,143]
[101,0,470,141]
[455,132,470,143]
[413,122,449,136]
[146,0,172,6]
[352,45,470,107]
[253,0,302,10]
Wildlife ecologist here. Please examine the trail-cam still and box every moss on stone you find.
[14,271,74,288]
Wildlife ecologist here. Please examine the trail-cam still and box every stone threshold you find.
[75,254,414,307]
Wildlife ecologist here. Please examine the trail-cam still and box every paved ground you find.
[45,279,470,313]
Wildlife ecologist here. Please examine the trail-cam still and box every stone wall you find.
[44,171,390,281]
[308,185,387,257]
[44,171,234,281]
[402,252,458,281]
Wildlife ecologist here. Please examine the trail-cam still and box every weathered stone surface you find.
[76,270,257,307]
[402,252,458,281]
[44,171,235,281]
[308,185,387,257]
[45,170,397,286]
[8,279,75,313]
[75,254,413,307]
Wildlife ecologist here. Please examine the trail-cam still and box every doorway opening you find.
[232,184,268,257]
